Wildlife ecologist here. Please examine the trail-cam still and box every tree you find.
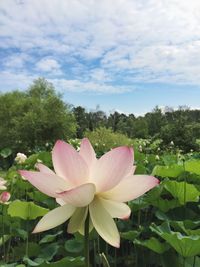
[87,110,107,131]
[160,120,197,152]
[0,78,77,154]
[145,106,165,136]
[73,106,88,138]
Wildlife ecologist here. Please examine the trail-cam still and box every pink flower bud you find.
[0,192,11,203]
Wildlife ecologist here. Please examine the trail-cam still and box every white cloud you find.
[0,71,36,92]
[36,58,62,74]
[89,68,112,82]
[50,78,130,94]
[2,53,31,69]
[1,0,200,91]
[0,70,130,94]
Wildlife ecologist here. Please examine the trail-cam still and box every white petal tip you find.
[121,214,131,220]
[115,242,120,248]
[32,226,47,234]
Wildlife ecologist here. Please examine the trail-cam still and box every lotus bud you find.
[0,191,11,203]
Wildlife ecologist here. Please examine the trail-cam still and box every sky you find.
[0,0,200,115]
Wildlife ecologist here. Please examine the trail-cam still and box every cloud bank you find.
[1,0,200,93]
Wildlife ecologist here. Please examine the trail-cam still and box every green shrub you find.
[84,127,133,156]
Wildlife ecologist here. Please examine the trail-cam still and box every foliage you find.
[84,127,133,156]
[74,106,200,152]
[0,139,200,267]
[0,78,77,158]
[0,80,200,161]
[0,80,200,266]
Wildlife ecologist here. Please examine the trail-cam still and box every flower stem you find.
[84,213,90,267]
[193,256,196,267]
[183,160,187,219]
[1,204,6,262]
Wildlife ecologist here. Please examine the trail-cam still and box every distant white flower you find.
[157,147,161,151]
[170,141,174,146]
[0,177,7,190]
[15,153,27,164]
[155,155,160,160]
[139,145,143,152]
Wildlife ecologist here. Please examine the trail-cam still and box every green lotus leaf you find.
[151,222,200,257]
[152,164,184,178]
[164,180,199,204]
[134,237,170,254]
[8,200,49,220]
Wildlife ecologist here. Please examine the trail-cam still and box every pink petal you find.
[93,146,133,192]
[100,198,131,219]
[79,138,96,168]
[126,165,136,177]
[19,170,69,198]
[52,140,89,185]
[58,183,96,207]
[89,197,120,248]
[36,163,55,175]
[33,204,75,233]
[102,175,159,202]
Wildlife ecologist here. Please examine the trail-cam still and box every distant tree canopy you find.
[0,78,199,154]
[74,106,200,152]
[0,78,77,154]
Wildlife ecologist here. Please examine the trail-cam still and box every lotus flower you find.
[0,177,7,191]
[19,138,158,247]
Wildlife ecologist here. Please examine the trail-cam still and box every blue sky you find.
[0,0,200,115]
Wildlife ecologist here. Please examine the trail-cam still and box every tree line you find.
[0,78,199,154]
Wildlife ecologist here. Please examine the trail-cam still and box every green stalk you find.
[183,160,187,219]
[1,204,6,262]
[137,198,141,227]
[25,186,29,257]
[114,248,117,267]
[84,212,90,267]
[183,257,186,267]
[6,225,12,262]
[93,240,97,267]
[97,236,101,267]
[193,256,196,267]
